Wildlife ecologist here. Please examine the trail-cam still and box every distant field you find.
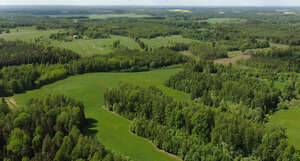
[269,107,300,149]
[227,41,289,56]
[50,13,151,19]
[0,27,61,41]
[141,35,205,48]
[14,68,189,161]
[88,13,151,19]
[0,28,141,56]
[214,54,250,65]
[51,35,141,56]
[168,9,192,13]
[200,18,247,24]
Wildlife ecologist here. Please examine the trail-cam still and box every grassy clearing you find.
[168,9,192,13]
[13,68,189,161]
[227,41,289,57]
[141,35,204,49]
[88,14,151,19]
[49,14,151,19]
[200,18,247,24]
[214,54,250,65]
[0,28,140,56]
[0,27,61,41]
[50,35,140,56]
[269,107,300,149]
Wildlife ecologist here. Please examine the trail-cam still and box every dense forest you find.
[0,44,187,96]
[0,6,300,161]
[0,39,80,68]
[0,94,131,161]
[104,83,299,161]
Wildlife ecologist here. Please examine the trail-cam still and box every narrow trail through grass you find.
[13,68,189,161]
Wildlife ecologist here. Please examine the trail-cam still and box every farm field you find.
[199,18,247,24]
[269,107,300,149]
[141,35,205,48]
[88,13,152,19]
[51,35,141,56]
[168,9,192,13]
[13,68,190,161]
[50,13,152,19]
[0,28,141,56]
[0,27,61,41]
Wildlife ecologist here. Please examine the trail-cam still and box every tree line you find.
[165,60,285,118]
[0,94,132,161]
[0,47,188,97]
[0,39,80,68]
[104,83,300,161]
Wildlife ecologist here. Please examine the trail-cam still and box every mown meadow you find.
[13,68,189,161]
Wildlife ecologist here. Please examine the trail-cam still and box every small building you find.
[73,35,79,39]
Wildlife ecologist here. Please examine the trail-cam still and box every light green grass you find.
[269,107,300,149]
[141,35,204,49]
[49,14,151,19]
[0,27,61,41]
[14,68,189,161]
[0,28,140,56]
[51,35,141,56]
[88,14,151,19]
[200,18,247,24]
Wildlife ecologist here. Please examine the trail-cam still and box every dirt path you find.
[5,97,19,109]
[180,51,194,57]
[214,53,250,65]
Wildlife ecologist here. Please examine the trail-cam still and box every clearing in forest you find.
[0,28,140,56]
[269,106,300,149]
[14,68,189,161]
[214,53,250,65]
[141,35,204,49]
[168,9,192,13]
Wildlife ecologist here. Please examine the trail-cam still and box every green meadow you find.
[88,14,151,19]
[141,35,204,48]
[13,68,189,161]
[200,18,247,24]
[51,35,140,56]
[0,27,61,41]
[269,107,300,149]
[0,28,141,56]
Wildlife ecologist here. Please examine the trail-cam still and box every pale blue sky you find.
[0,0,299,6]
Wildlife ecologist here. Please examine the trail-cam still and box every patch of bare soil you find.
[214,53,250,65]
[5,97,19,109]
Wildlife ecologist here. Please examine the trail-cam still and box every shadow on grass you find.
[83,118,98,137]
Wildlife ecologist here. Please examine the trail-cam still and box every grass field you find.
[168,9,192,13]
[88,14,151,19]
[141,35,205,49]
[50,14,151,19]
[0,28,140,56]
[13,68,189,161]
[200,18,247,24]
[269,107,300,149]
[51,35,140,56]
[0,27,61,41]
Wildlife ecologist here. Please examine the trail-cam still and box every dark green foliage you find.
[67,47,188,73]
[104,83,300,160]
[0,47,188,97]
[112,40,121,48]
[239,47,300,73]
[189,43,228,59]
[0,39,80,68]
[0,94,130,161]
[166,60,281,116]
[49,25,110,41]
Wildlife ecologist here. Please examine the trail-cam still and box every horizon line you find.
[1,4,300,7]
